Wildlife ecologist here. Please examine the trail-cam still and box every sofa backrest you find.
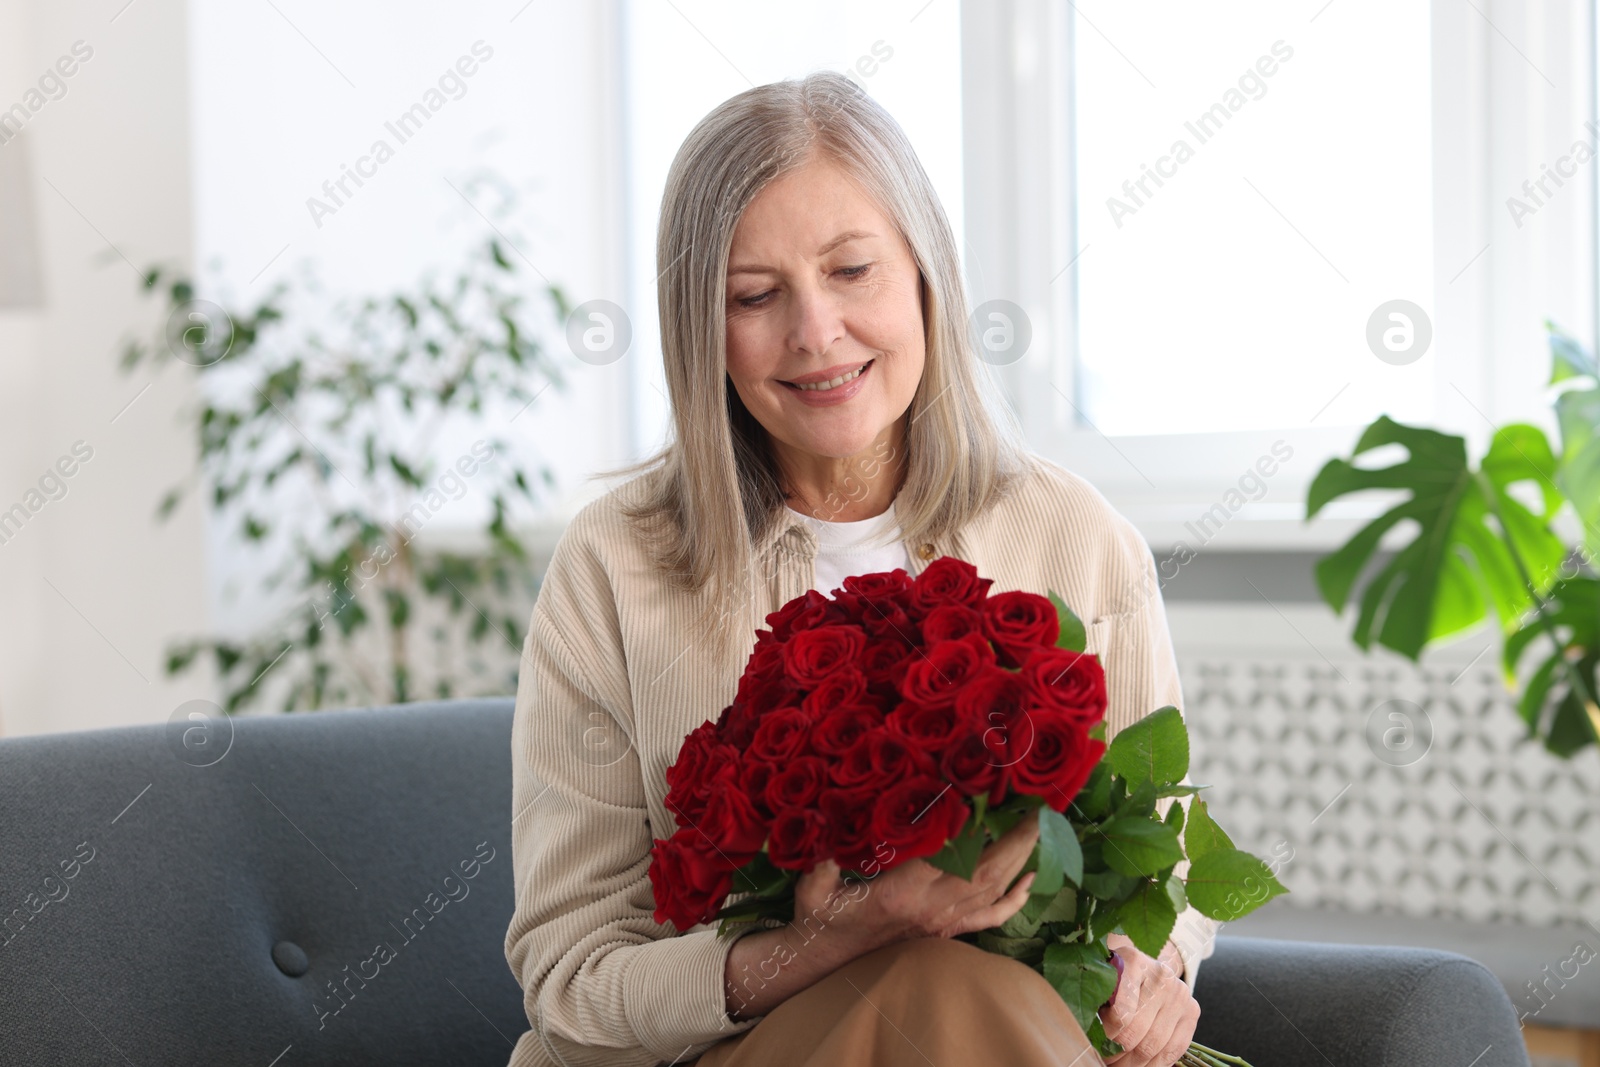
[0,697,527,1066]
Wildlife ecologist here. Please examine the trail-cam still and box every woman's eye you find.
[837,264,871,279]
[735,291,771,308]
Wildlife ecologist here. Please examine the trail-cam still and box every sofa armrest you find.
[1194,936,1531,1067]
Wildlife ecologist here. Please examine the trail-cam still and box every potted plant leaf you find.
[1305,323,1600,755]
[119,234,569,713]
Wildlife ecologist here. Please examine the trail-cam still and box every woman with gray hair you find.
[503,70,1217,1067]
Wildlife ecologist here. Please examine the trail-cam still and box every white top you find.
[786,500,913,595]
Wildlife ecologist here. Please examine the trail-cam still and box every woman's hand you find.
[792,807,1041,959]
[1099,933,1199,1067]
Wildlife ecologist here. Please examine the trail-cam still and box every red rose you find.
[953,665,1029,731]
[746,629,785,677]
[938,720,1004,799]
[764,755,828,811]
[982,591,1061,668]
[860,600,916,643]
[767,808,829,871]
[838,568,914,608]
[821,785,879,859]
[649,829,735,930]
[884,698,964,751]
[922,603,986,645]
[801,668,868,717]
[898,633,997,708]
[811,705,881,757]
[1021,647,1108,725]
[1010,716,1106,812]
[700,773,767,857]
[738,758,778,817]
[868,775,971,863]
[734,672,803,725]
[748,707,814,763]
[909,557,993,617]
[783,625,868,687]
[664,731,740,828]
[953,666,1033,806]
[833,726,937,788]
[861,636,914,699]
[715,698,762,751]
[834,571,915,633]
[765,589,843,641]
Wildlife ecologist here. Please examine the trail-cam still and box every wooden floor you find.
[1526,1025,1600,1067]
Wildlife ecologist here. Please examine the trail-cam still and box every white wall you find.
[0,0,630,734]
[0,0,212,737]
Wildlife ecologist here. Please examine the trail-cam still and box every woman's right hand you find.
[791,807,1042,959]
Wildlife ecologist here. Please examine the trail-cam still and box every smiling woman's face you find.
[723,154,925,476]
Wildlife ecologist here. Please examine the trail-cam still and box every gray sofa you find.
[0,697,1532,1066]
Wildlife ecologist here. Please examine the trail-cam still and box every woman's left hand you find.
[1098,933,1199,1067]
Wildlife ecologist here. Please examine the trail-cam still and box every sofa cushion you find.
[0,697,526,1067]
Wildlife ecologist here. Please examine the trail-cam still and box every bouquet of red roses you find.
[649,559,1284,1065]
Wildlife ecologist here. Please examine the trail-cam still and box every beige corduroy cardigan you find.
[503,456,1220,1067]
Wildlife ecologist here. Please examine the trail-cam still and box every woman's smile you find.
[780,359,875,405]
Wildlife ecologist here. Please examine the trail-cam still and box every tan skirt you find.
[690,936,1098,1066]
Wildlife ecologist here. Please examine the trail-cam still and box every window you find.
[963,0,1597,548]
[1070,2,1433,439]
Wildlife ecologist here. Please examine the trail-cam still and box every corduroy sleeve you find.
[1105,513,1220,995]
[503,531,763,1067]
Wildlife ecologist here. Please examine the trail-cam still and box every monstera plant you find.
[1306,324,1600,757]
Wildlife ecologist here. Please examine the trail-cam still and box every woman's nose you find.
[787,278,846,357]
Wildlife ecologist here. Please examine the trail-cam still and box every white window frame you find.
[959,0,1597,552]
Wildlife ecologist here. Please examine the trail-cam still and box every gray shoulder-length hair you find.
[615,69,1034,623]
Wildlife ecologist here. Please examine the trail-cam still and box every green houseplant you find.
[1306,324,1600,756]
[120,235,570,713]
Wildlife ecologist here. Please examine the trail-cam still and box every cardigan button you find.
[917,543,935,561]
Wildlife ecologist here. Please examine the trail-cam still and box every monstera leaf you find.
[1305,415,1566,660]
[1502,574,1600,756]
[1548,325,1600,566]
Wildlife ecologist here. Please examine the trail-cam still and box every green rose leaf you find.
[1106,705,1190,788]
[1165,873,1188,914]
[1183,798,1235,863]
[1185,848,1289,921]
[978,931,1046,960]
[1044,941,1120,1035]
[1037,804,1083,892]
[1036,887,1079,924]
[1099,817,1185,877]
[1072,763,1114,822]
[1163,798,1186,835]
[925,813,987,881]
[1115,880,1177,960]
[1049,591,1088,653]
[1081,867,1137,901]
[1087,1016,1124,1060]
[1116,777,1159,820]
